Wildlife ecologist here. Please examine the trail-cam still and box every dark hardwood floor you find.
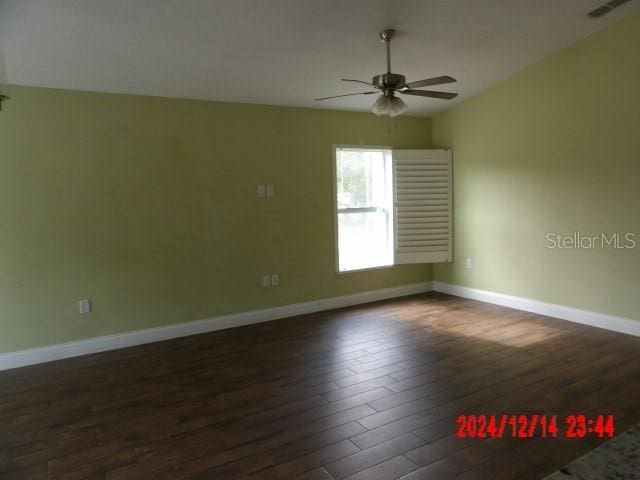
[1,292,639,479]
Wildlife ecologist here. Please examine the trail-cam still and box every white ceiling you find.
[0,0,638,117]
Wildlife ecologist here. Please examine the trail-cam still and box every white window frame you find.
[332,145,394,274]
[333,145,453,273]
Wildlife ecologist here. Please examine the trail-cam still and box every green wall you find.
[433,11,640,321]
[3,10,639,355]
[0,86,432,353]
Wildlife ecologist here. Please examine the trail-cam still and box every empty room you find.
[1,1,639,479]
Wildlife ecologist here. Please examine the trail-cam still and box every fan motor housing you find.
[372,73,406,89]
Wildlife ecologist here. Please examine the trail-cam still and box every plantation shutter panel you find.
[393,149,452,264]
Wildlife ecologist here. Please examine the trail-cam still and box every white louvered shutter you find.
[393,149,452,264]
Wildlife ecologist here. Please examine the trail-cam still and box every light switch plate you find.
[78,299,91,314]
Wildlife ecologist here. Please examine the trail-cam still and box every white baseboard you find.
[4,279,636,372]
[433,281,640,338]
[0,281,434,371]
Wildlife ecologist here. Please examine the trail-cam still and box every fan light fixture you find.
[315,29,458,117]
[371,94,408,117]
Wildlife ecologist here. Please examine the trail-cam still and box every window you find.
[334,146,452,272]
[335,147,394,272]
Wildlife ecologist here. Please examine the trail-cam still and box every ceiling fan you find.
[315,29,458,117]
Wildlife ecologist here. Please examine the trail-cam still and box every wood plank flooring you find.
[1,292,639,479]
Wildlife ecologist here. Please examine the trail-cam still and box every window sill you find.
[336,263,395,275]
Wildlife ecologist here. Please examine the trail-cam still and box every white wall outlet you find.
[266,184,274,197]
[271,274,279,286]
[257,185,266,198]
[78,299,91,314]
[465,258,473,269]
[262,275,271,287]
